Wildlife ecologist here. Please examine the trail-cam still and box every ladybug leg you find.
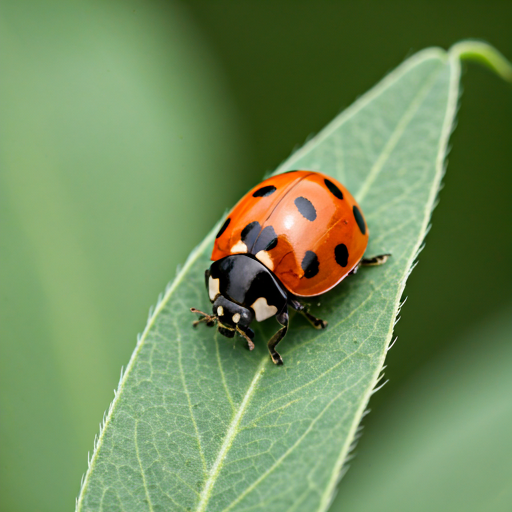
[300,309,327,329]
[190,308,217,327]
[349,263,360,275]
[236,326,255,351]
[361,253,391,266]
[288,299,327,330]
[267,309,289,365]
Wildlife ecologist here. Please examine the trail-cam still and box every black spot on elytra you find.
[253,225,277,253]
[302,251,319,278]
[294,197,317,221]
[216,217,230,238]
[335,244,349,267]
[324,179,343,200]
[253,185,276,197]
[353,206,366,235]
[241,221,261,249]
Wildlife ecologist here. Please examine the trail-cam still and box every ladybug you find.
[191,170,389,365]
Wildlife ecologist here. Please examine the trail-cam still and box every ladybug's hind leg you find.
[267,309,289,365]
[350,253,391,275]
[361,253,391,266]
[289,299,327,330]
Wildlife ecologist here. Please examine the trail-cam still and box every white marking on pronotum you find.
[232,313,241,324]
[209,276,220,301]
[217,305,224,316]
[251,297,278,322]
[231,240,247,254]
[255,250,274,270]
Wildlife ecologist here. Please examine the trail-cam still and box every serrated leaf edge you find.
[75,228,219,511]
[317,51,462,512]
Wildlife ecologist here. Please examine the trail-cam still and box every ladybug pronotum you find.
[191,170,389,365]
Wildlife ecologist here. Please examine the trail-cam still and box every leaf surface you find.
[330,304,512,512]
[76,44,499,512]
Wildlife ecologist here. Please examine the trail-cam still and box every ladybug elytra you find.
[191,170,389,365]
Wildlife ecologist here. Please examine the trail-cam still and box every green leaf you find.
[76,43,509,512]
[330,304,512,512]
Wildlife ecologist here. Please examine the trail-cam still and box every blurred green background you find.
[0,1,510,511]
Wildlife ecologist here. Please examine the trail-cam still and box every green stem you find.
[450,40,512,83]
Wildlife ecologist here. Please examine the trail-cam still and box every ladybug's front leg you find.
[288,299,327,330]
[190,308,217,327]
[236,326,255,351]
[267,309,289,365]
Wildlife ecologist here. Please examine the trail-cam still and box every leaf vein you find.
[221,373,367,512]
[194,357,267,512]
[176,329,208,475]
[215,331,236,413]
[355,65,444,203]
[134,420,155,512]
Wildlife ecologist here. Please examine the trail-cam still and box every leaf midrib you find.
[195,357,267,512]
[355,64,445,203]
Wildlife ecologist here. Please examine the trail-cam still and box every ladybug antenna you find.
[190,308,218,327]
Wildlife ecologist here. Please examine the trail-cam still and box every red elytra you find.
[212,170,369,297]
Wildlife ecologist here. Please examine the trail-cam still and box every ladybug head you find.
[192,254,287,347]
[212,295,255,339]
